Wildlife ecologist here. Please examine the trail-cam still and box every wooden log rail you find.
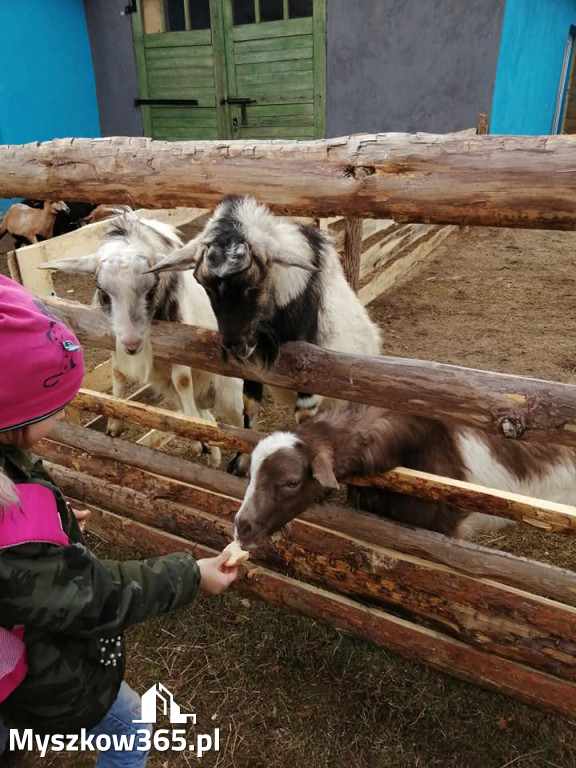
[42,423,576,600]
[2,134,576,230]
[72,390,576,534]
[85,506,576,721]
[48,462,576,682]
[48,296,576,447]
[39,425,576,682]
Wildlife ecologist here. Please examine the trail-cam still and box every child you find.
[0,275,238,765]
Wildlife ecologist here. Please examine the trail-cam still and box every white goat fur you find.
[40,214,244,467]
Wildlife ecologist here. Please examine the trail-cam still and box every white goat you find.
[40,213,245,468]
[0,200,70,244]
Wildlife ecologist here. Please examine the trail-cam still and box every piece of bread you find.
[223,540,250,567]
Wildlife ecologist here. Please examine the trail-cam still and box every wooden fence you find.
[3,133,576,719]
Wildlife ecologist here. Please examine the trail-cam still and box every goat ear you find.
[268,253,318,272]
[39,253,100,275]
[146,237,203,274]
[311,446,339,490]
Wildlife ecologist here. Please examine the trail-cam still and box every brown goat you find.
[234,403,576,547]
[0,200,70,245]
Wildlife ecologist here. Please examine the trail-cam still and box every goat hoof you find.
[227,452,249,476]
[106,418,125,437]
[207,447,222,469]
[294,407,319,424]
[189,440,204,457]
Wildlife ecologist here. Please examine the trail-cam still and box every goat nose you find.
[235,516,255,544]
[122,339,142,355]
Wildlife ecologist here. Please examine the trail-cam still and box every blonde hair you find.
[0,468,19,509]
[0,428,31,509]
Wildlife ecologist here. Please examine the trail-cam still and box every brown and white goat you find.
[234,404,576,547]
[0,200,70,244]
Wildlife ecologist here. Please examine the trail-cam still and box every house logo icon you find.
[133,683,196,725]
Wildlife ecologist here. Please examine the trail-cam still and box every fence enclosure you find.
[3,132,576,719]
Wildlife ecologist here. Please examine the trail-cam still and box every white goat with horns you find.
[40,213,245,468]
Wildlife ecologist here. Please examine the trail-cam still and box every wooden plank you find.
[6,250,21,283]
[244,114,315,127]
[131,6,153,136]
[209,0,231,139]
[136,429,175,450]
[44,296,576,448]
[82,361,112,393]
[235,47,313,65]
[153,127,220,140]
[48,420,246,498]
[359,226,457,306]
[343,218,362,291]
[236,58,313,75]
[41,430,576,607]
[146,46,215,63]
[359,223,431,279]
[49,465,576,680]
[234,35,313,54]
[232,17,312,41]
[84,507,576,721]
[240,127,315,139]
[237,71,314,87]
[248,103,314,117]
[152,116,219,130]
[148,88,217,106]
[144,30,212,47]
[313,0,326,137]
[72,388,255,453]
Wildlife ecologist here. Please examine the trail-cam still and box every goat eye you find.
[283,478,301,490]
[98,290,110,307]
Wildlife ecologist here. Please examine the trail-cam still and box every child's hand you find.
[197,551,239,595]
[72,507,90,532]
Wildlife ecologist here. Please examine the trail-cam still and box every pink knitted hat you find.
[0,276,85,432]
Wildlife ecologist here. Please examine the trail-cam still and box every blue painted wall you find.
[491,0,576,134]
[0,0,100,210]
[0,0,99,145]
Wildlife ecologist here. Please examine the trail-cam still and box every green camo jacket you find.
[0,445,201,735]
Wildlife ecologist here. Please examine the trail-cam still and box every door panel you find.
[133,0,325,140]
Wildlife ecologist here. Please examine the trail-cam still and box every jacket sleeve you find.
[0,542,201,636]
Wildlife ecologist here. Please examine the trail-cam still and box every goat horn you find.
[146,241,200,274]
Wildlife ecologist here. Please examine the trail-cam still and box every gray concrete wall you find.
[83,0,143,137]
[326,0,506,136]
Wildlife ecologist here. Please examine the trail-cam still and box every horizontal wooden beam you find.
[84,505,576,720]
[38,424,576,605]
[73,389,254,453]
[2,134,576,229]
[52,464,576,680]
[48,297,576,446]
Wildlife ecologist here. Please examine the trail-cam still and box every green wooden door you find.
[133,0,325,140]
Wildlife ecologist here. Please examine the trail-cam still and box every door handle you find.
[220,97,255,126]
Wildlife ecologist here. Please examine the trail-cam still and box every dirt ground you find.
[3,223,576,767]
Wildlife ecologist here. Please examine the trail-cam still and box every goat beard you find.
[219,321,281,368]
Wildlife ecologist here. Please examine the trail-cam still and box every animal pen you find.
[2,132,576,721]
